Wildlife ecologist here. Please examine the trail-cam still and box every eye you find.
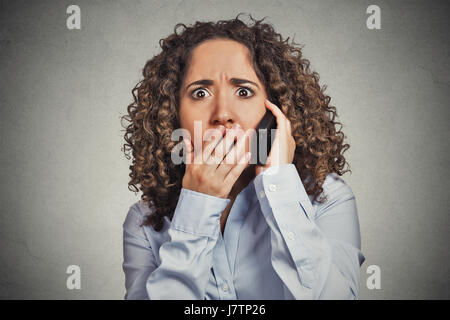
[236,86,254,98]
[190,86,255,100]
[191,88,211,99]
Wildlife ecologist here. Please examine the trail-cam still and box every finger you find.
[206,125,240,165]
[193,126,225,164]
[223,151,252,187]
[221,127,249,167]
[265,99,288,131]
[183,137,194,165]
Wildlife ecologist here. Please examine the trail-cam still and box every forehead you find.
[185,39,257,80]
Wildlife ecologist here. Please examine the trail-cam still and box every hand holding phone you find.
[254,98,278,166]
[254,110,277,165]
[253,99,297,176]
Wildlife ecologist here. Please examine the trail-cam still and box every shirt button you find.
[268,184,277,192]
[222,282,229,292]
[287,231,295,240]
[259,190,265,199]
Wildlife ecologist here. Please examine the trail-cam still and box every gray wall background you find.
[0,0,448,299]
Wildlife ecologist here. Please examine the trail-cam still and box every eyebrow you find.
[185,78,260,92]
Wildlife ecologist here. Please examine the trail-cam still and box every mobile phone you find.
[254,103,277,166]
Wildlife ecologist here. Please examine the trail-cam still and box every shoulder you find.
[313,173,356,219]
[123,200,154,231]
[123,200,171,239]
[322,173,354,197]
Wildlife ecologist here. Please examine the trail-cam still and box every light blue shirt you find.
[122,164,365,299]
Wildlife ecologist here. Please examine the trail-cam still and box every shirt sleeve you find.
[253,163,366,299]
[122,203,158,300]
[122,188,230,300]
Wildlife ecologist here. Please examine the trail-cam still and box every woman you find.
[121,13,365,299]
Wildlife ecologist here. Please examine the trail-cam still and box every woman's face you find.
[179,38,268,154]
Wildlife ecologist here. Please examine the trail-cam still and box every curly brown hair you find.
[121,13,351,232]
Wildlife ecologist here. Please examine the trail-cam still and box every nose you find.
[210,91,235,129]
